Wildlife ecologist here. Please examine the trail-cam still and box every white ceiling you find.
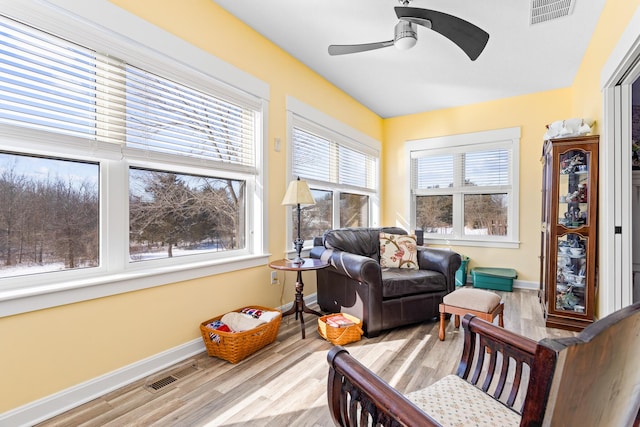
[214,0,606,118]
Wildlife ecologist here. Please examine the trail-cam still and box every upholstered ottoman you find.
[438,288,504,341]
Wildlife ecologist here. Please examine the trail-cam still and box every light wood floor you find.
[38,288,575,427]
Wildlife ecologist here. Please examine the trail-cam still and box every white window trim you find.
[284,96,381,258]
[405,127,521,249]
[0,0,270,318]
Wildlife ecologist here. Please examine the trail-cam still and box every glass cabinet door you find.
[558,149,589,228]
[555,233,587,314]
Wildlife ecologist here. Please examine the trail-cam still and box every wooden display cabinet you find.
[539,135,598,331]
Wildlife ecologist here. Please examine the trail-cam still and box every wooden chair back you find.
[535,302,640,426]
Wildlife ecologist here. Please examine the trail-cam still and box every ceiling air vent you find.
[530,0,575,25]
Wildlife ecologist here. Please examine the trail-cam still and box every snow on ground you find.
[0,244,227,278]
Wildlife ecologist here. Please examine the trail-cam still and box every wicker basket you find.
[200,306,281,363]
[317,313,363,345]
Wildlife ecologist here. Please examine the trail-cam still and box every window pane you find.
[416,195,453,234]
[292,189,332,241]
[632,78,639,169]
[0,152,99,278]
[464,193,508,236]
[464,149,510,187]
[340,193,369,228]
[129,167,245,261]
[415,155,454,189]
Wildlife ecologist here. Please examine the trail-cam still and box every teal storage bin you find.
[472,267,517,292]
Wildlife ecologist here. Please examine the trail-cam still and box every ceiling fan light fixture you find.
[327,5,488,60]
[394,20,417,50]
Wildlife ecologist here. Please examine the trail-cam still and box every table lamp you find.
[282,177,315,264]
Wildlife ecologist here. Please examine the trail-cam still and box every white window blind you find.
[0,15,100,139]
[463,148,510,187]
[412,147,511,191]
[292,126,377,191]
[124,66,256,169]
[292,127,332,182]
[0,15,257,171]
[414,154,454,189]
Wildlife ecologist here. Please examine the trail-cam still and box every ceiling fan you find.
[328,0,489,61]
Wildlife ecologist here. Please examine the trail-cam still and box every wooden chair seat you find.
[406,374,521,426]
[327,302,640,427]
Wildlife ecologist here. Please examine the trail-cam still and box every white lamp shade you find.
[281,178,315,206]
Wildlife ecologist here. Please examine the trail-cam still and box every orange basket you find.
[200,306,281,363]
[317,313,363,345]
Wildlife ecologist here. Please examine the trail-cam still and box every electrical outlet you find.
[270,271,279,285]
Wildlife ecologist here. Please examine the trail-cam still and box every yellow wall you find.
[381,0,640,295]
[382,88,572,280]
[2,0,639,415]
[571,0,640,125]
[0,0,382,412]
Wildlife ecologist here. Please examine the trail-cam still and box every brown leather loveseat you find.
[310,227,461,337]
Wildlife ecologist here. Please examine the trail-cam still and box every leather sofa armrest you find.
[418,247,462,291]
[309,245,327,260]
[322,250,382,285]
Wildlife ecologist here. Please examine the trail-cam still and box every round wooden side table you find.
[269,258,328,338]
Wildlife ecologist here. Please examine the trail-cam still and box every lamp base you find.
[292,237,304,264]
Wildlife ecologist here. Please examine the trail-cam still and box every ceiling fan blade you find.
[328,40,394,56]
[395,7,489,60]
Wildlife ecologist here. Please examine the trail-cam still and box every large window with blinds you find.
[288,110,379,245]
[407,128,520,247]
[0,14,263,285]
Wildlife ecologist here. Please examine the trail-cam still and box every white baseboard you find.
[279,292,317,312]
[0,295,321,427]
[513,279,539,291]
[0,338,205,427]
[459,279,539,291]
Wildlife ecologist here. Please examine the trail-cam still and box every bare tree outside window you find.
[0,153,99,278]
[129,168,244,261]
[124,67,253,262]
[416,195,453,234]
[464,193,508,236]
[340,193,369,228]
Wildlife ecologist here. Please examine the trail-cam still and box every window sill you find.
[0,253,270,318]
[424,238,520,249]
[283,247,315,261]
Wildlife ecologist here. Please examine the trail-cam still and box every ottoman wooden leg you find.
[454,314,460,328]
[439,312,446,341]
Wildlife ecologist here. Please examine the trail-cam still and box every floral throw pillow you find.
[379,232,419,270]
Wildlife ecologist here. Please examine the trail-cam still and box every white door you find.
[601,8,640,315]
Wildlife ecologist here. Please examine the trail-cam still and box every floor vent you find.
[530,0,575,25]
[148,375,178,391]
[144,359,200,393]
